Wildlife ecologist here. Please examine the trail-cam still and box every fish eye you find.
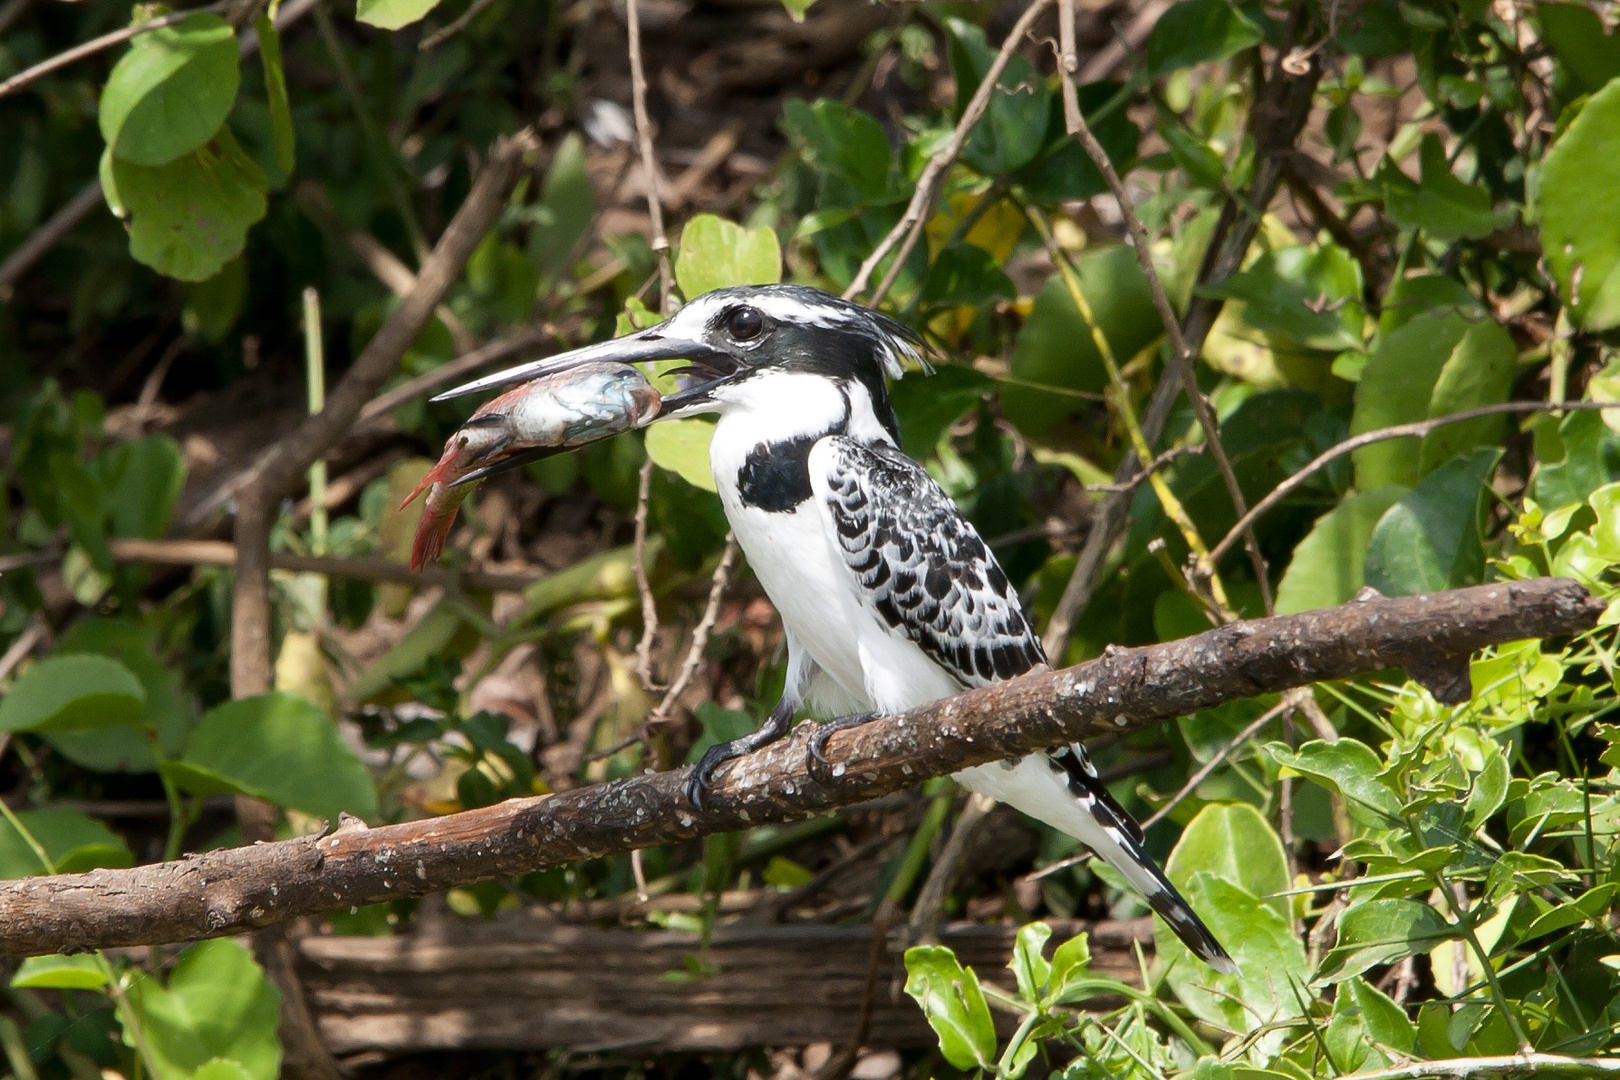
[726,306,764,341]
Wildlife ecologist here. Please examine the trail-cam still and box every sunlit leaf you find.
[0,654,145,733]
[99,12,239,167]
[1538,76,1620,330]
[902,945,996,1070]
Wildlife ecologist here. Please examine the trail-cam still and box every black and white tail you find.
[956,744,1238,976]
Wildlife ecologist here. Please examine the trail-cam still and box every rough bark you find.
[0,577,1599,958]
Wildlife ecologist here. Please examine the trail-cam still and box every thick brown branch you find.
[0,577,1599,958]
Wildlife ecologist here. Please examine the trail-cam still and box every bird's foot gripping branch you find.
[0,576,1600,958]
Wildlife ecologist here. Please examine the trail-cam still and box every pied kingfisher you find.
[436,284,1236,973]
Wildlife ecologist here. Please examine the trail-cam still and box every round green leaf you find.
[0,654,145,733]
[358,0,446,29]
[125,939,282,1080]
[177,691,377,820]
[99,12,240,167]
[112,129,268,282]
[0,807,134,878]
[645,419,718,492]
[1163,802,1291,921]
[1538,76,1620,331]
[674,214,782,299]
[1275,486,1408,614]
[11,954,112,991]
[1364,447,1500,596]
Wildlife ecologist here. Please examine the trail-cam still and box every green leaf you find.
[194,1061,257,1080]
[1274,486,1407,614]
[99,12,240,167]
[1144,0,1264,75]
[1418,321,1516,473]
[1364,447,1500,596]
[183,257,250,344]
[674,215,782,299]
[1532,409,1620,509]
[919,244,1015,311]
[95,433,187,541]
[1344,306,1511,484]
[781,99,896,204]
[1001,246,1157,436]
[1538,3,1620,92]
[49,449,111,570]
[1015,81,1141,204]
[173,692,377,819]
[1160,122,1227,190]
[11,953,112,991]
[112,129,269,282]
[49,616,196,772]
[778,0,815,22]
[902,945,996,1071]
[1519,883,1618,942]
[1268,739,1404,827]
[1465,745,1510,830]
[1154,873,1309,1036]
[1009,922,1052,1003]
[0,654,145,733]
[645,419,717,492]
[891,365,990,456]
[1047,931,1092,1002]
[124,939,282,1080]
[1164,802,1291,921]
[944,18,1051,175]
[255,16,295,176]
[1197,240,1365,351]
[1348,976,1417,1052]
[1378,134,1499,242]
[357,0,445,30]
[1317,898,1455,983]
[529,133,595,277]
[1538,75,1620,331]
[0,808,134,877]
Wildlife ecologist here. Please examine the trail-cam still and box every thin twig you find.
[626,0,673,310]
[843,0,1056,305]
[1208,400,1620,566]
[1054,0,1274,614]
[1086,444,1204,493]
[0,618,46,684]
[632,460,663,691]
[417,0,494,51]
[1141,695,1293,831]
[652,533,739,720]
[1042,35,1324,660]
[0,0,233,101]
[1338,1055,1620,1080]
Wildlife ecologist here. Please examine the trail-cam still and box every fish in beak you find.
[430,323,739,418]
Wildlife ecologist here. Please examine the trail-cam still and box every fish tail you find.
[409,503,460,572]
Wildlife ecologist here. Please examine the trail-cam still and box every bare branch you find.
[1207,400,1620,566]
[1042,37,1324,660]
[0,577,1598,958]
[633,459,663,690]
[0,0,232,101]
[843,0,1056,305]
[627,0,673,310]
[652,532,740,720]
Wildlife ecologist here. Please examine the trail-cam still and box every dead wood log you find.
[299,915,1150,1054]
[0,577,1600,958]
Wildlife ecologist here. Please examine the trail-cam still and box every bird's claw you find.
[804,712,879,782]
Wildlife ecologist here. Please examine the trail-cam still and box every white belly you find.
[709,414,959,717]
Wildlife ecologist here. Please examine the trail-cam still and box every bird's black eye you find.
[726,306,764,341]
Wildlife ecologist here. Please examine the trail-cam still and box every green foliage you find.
[6,0,1620,1076]
[1538,76,1620,330]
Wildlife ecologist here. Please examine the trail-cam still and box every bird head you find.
[432,285,931,425]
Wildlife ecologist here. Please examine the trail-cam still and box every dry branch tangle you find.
[0,578,1600,957]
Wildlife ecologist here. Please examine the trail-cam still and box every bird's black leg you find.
[806,711,882,771]
[684,697,796,810]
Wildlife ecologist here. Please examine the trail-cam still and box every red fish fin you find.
[409,505,460,572]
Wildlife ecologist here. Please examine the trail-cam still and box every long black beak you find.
[430,326,736,403]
